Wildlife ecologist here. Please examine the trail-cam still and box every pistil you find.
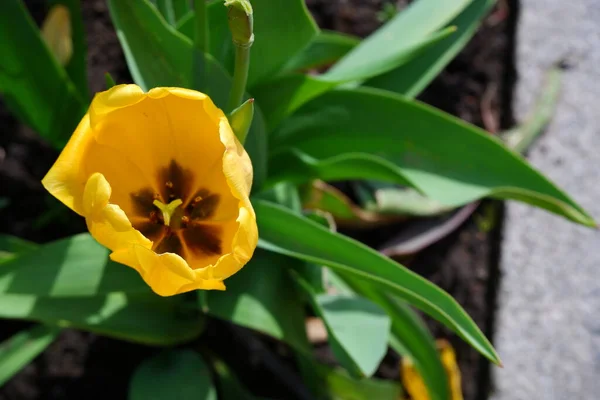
[153,199,183,227]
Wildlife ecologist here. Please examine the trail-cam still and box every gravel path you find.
[492,1,600,399]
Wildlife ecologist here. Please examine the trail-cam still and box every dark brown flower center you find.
[129,160,222,260]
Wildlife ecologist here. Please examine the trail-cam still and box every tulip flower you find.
[42,85,258,296]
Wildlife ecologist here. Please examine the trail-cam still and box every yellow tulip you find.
[42,85,258,296]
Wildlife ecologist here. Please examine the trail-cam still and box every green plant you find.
[0,0,594,399]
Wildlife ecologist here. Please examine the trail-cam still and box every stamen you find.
[181,215,190,227]
[153,199,183,226]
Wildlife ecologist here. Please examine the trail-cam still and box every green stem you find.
[227,44,251,112]
[193,0,209,53]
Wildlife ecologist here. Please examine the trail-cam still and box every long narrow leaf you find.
[367,0,495,98]
[253,199,500,365]
[130,349,217,400]
[283,30,360,73]
[312,221,448,400]
[323,0,473,82]
[0,325,60,386]
[274,88,594,226]
[0,292,203,346]
[206,249,310,353]
[309,358,403,399]
[294,272,390,378]
[0,0,86,148]
[342,276,450,400]
[252,75,336,130]
[246,0,319,87]
[0,233,150,297]
[254,27,457,131]
[267,148,415,189]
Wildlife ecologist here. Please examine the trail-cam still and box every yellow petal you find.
[41,115,93,215]
[439,340,463,400]
[400,339,464,400]
[41,5,72,66]
[83,173,151,252]
[220,118,254,204]
[207,206,257,280]
[110,246,226,296]
[401,357,430,400]
[83,172,111,216]
[88,84,146,128]
[147,87,208,101]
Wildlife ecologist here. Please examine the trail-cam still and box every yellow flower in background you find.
[401,339,463,400]
[41,4,72,66]
[42,85,257,296]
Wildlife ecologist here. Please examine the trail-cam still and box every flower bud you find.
[224,0,254,47]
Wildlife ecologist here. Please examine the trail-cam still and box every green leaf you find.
[108,0,228,102]
[0,324,60,386]
[0,233,150,297]
[0,235,37,263]
[0,235,38,255]
[0,292,203,346]
[322,26,457,83]
[173,0,190,23]
[257,182,303,212]
[206,249,310,353]
[48,0,89,99]
[294,273,390,378]
[274,88,594,226]
[228,98,254,144]
[267,149,414,189]
[283,30,360,73]
[307,213,448,400]
[129,349,217,400]
[322,0,475,83]
[300,181,402,227]
[253,199,500,365]
[338,274,449,400]
[211,357,261,400]
[156,0,178,25]
[349,0,495,226]
[246,104,268,192]
[252,74,336,130]
[0,0,86,148]
[108,0,197,91]
[104,71,116,89]
[316,363,403,400]
[357,183,452,217]
[246,0,318,87]
[175,9,195,37]
[367,0,495,98]
[234,108,268,190]
[176,2,232,69]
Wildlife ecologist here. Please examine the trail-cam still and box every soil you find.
[0,0,516,399]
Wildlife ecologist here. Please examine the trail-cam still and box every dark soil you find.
[0,0,516,399]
